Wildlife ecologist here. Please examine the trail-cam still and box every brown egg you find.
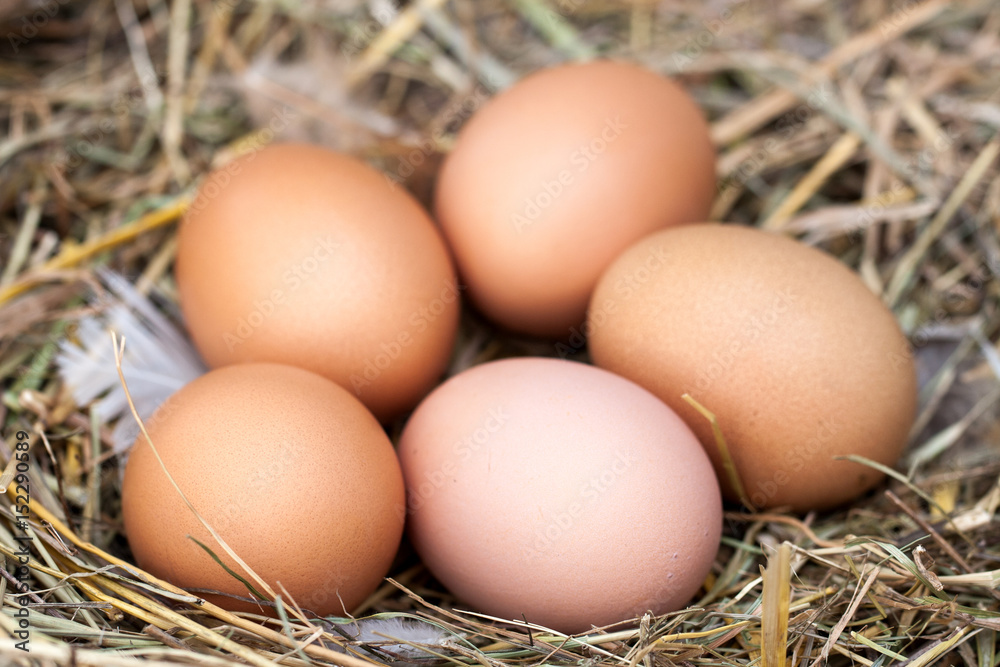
[176,143,459,421]
[588,224,918,512]
[434,60,715,338]
[398,358,721,633]
[122,363,405,616]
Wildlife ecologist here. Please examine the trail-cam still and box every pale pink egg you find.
[398,358,721,633]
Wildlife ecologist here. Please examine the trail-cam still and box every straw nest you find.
[1,0,999,665]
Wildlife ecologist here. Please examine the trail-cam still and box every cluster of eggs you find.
[122,60,917,633]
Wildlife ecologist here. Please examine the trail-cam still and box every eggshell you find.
[176,143,459,421]
[121,363,405,616]
[398,358,721,633]
[434,60,715,338]
[588,224,918,511]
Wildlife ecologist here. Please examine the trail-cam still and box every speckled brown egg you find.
[398,357,721,633]
[176,143,459,421]
[434,60,715,338]
[588,224,918,512]
[122,363,405,616]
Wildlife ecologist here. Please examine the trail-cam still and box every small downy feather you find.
[56,269,206,453]
[332,616,454,660]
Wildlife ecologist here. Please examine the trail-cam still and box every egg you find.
[434,60,716,338]
[397,357,721,633]
[122,363,405,616]
[588,224,918,511]
[176,143,459,421]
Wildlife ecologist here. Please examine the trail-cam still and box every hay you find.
[1,0,999,665]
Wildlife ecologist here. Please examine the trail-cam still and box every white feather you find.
[56,269,206,453]
[335,617,454,659]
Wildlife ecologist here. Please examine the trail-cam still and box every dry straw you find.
[1,0,999,665]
